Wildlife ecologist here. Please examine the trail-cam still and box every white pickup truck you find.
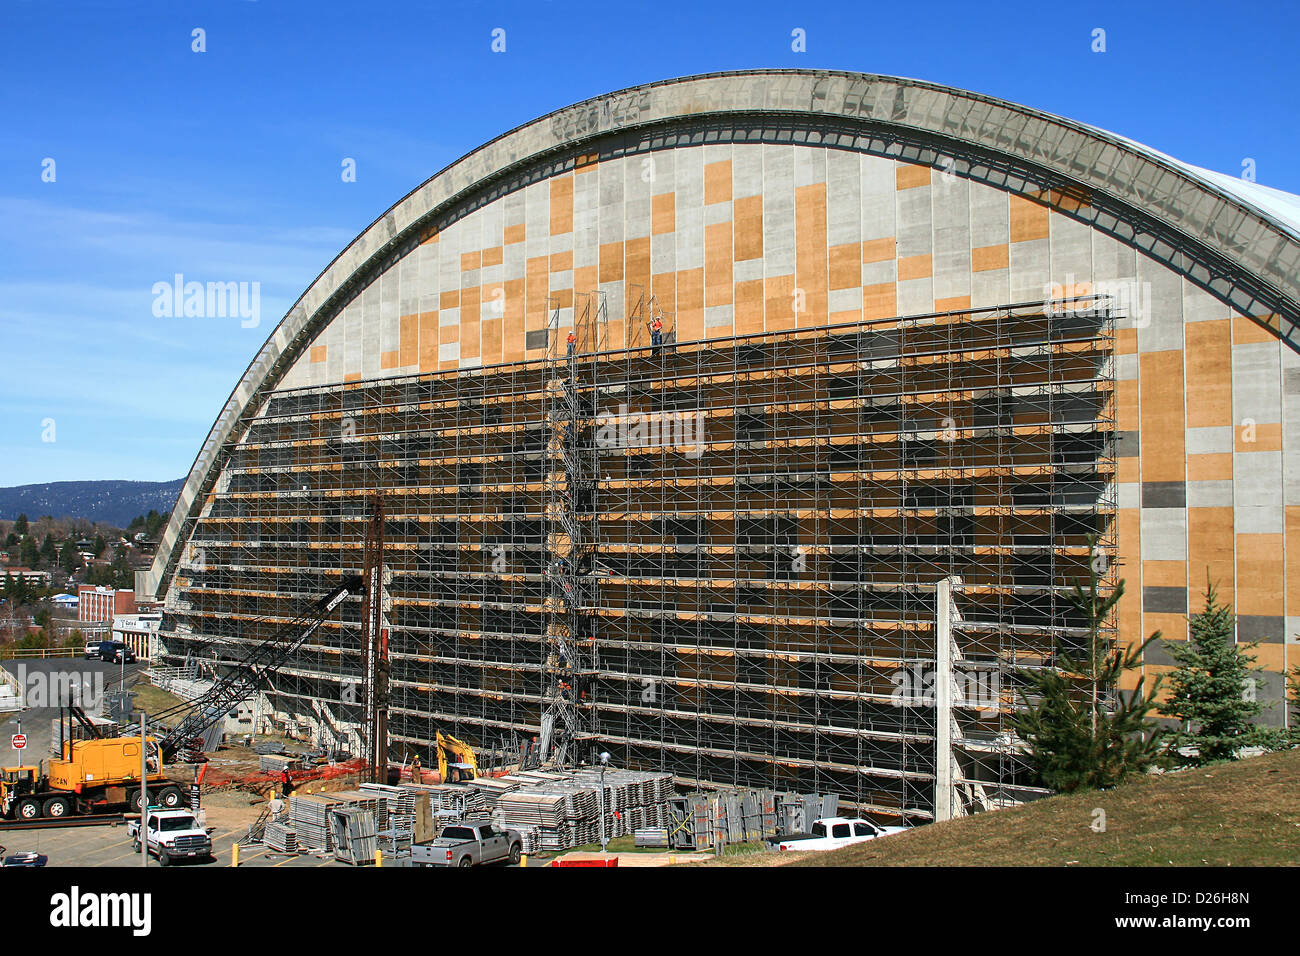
[775,816,906,852]
[128,808,214,866]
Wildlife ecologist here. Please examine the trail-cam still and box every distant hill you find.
[0,478,185,527]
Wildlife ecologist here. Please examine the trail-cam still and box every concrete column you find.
[934,577,956,822]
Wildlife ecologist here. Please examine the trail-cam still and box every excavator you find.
[1,575,363,821]
[436,730,478,784]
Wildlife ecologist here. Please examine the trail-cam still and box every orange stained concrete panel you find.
[1187,507,1234,600]
[344,373,362,383]
[934,296,971,313]
[550,249,574,273]
[481,246,504,268]
[439,289,459,310]
[1186,453,1233,481]
[460,250,482,272]
[971,244,1009,272]
[1116,378,1140,433]
[1251,644,1290,672]
[676,268,704,340]
[765,274,796,332]
[704,160,732,205]
[1144,613,1189,644]
[418,312,439,371]
[1235,421,1282,453]
[1114,328,1138,355]
[624,237,651,314]
[505,223,526,244]
[503,278,525,323]
[862,283,897,321]
[897,254,932,281]
[1009,195,1050,243]
[1232,315,1282,345]
[734,279,764,335]
[1138,350,1185,482]
[895,164,931,190]
[399,314,418,367]
[574,266,598,297]
[734,195,763,261]
[310,345,327,364]
[481,318,502,366]
[862,237,895,264]
[1287,506,1300,611]
[1141,560,1187,590]
[380,350,399,370]
[439,323,458,344]
[651,272,676,321]
[652,193,675,235]
[550,176,574,235]
[1184,319,1232,428]
[705,222,734,308]
[829,243,860,290]
[1235,533,1284,616]
[795,184,828,321]
[600,242,625,284]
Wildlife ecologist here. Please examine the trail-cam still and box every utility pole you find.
[140,712,148,867]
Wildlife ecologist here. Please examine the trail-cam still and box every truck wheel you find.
[42,797,70,819]
[127,789,143,813]
[16,798,41,820]
[157,787,183,809]
[509,843,521,865]
[158,850,170,867]
[458,856,473,868]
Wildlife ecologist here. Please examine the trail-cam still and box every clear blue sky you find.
[1,0,1297,485]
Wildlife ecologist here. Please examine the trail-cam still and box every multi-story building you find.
[111,612,162,660]
[78,586,137,637]
[140,71,1300,822]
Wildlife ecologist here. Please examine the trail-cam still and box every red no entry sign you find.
[11,734,27,750]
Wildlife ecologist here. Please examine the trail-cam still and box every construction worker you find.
[280,766,293,797]
[410,754,422,785]
[649,316,663,353]
[566,329,577,358]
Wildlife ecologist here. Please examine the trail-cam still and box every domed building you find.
[140,70,1300,822]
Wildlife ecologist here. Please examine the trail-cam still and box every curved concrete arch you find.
[144,68,1300,597]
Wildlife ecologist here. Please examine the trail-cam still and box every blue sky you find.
[1,0,1297,485]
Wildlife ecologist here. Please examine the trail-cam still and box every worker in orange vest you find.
[649,316,663,353]
[566,329,576,358]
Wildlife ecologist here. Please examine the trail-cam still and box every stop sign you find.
[11,734,26,750]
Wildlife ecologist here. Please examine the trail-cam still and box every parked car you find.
[412,822,522,867]
[84,641,99,660]
[775,816,907,852]
[97,641,135,664]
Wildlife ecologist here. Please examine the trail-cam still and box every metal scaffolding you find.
[157,295,1116,821]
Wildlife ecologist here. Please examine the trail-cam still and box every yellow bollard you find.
[231,844,240,868]
[520,854,528,868]
[375,849,383,867]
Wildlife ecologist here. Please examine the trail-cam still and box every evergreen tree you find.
[19,535,38,568]
[60,540,79,574]
[3,532,16,548]
[39,533,56,567]
[93,533,106,558]
[13,514,28,536]
[1160,581,1281,764]
[1012,552,1163,793]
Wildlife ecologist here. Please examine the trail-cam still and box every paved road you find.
[0,657,146,767]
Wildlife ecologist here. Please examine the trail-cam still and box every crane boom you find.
[157,574,364,761]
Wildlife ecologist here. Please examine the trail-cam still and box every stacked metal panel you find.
[264,822,298,853]
[330,806,378,865]
[288,793,339,852]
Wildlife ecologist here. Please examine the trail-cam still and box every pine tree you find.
[60,540,79,574]
[1160,580,1280,765]
[13,514,28,536]
[39,533,56,567]
[19,535,38,569]
[92,534,106,558]
[1012,552,1163,793]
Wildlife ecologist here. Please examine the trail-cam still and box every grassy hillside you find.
[720,748,1300,867]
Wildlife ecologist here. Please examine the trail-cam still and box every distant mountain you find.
[0,478,186,527]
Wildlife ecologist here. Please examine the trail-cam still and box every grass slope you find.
[725,749,1300,867]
